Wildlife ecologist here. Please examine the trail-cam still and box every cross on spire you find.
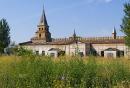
[39,4,48,26]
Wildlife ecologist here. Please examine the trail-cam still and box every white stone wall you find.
[22,42,86,56]
[104,51,117,58]
[124,46,130,58]
[92,44,126,56]
[24,45,65,56]
[48,51,58,58]
[21,43,128,58]
[65,42,86,56]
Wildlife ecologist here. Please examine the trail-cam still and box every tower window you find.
[39,34,41,38]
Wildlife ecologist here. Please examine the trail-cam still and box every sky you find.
[0,0,128,43]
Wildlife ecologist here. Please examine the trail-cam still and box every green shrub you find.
[14,47,34,57]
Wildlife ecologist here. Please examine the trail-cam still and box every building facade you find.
[19,8,130,58]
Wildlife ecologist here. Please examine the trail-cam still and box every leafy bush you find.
[14,47,34,57]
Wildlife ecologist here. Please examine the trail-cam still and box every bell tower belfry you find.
[31,6,52,43]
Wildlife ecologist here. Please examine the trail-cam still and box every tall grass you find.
[0,56,130,88]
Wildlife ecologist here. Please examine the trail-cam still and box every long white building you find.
[19,7,130,58]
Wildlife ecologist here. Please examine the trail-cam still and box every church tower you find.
[31,6,52,43]
[73,29,77,40]
[112,27,117,39]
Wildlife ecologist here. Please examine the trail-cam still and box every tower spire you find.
[31,4,52,43]
[73,29,77,42]
[112,27,117,39]
[73,29,76,38]
[39,4,48,26]
[112,27,116,34]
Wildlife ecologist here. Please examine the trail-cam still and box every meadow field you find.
[0,56,130,88]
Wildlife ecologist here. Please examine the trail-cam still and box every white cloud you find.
[105,0,112,3]
[88,0,113,3]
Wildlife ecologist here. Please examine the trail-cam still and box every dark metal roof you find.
[39,6,48,26]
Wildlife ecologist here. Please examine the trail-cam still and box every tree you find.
[0,19,10,54]
[121,2,130,47]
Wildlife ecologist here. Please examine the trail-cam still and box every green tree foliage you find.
[0,19,10,53]
[121,2,130,47]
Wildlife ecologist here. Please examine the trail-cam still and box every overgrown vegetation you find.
[0,55,129,88]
